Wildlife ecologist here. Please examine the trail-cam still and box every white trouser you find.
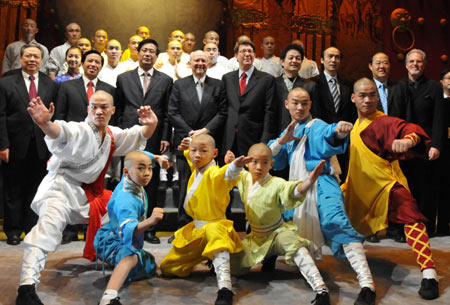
[19,246,48,286]
[294,247,328,293]
[213,251,232,290]
[343,242,375,290]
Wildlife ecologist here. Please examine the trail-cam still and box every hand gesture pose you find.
[297,160,325,194]
[278,120,301,145]
[27,97,54,126]
[335,121,353,134]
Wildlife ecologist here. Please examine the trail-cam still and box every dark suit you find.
[374,78,396,114]
[275,75,318,134]
[312,72,356,124]
[114,67,173,223]
[222,69,276,156]
[168,75,227,226]
[390,76,445,234]
[54,77,115,122]
[0,71,58,238]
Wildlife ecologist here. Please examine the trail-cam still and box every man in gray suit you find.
[114,39,173,244]
[168,50,227,229]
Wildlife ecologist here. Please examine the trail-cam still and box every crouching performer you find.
[16,90,159,305]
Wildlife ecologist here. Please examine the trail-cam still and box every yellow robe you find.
[341,111,410,236]
[160,151,243,277]
[120,48,130,62]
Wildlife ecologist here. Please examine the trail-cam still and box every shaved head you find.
[353,77,376,93]
[124,151,152,168]
[248,143,272,158]
[287,87,309,100]
[191,133,216,148]
[90,90,114,105]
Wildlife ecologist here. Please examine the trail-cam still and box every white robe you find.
[25,119,146,252]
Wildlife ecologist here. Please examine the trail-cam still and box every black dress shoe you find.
[311,291,330,305]
[261,255,277,272]
[7,234,21,246]
[144,232,160,244]
[61,231,78,244]
[16,284,43,305]
[168,234,175,243]
[386,230,406,243]
[158,181,168,191]
[366,234,379,243]
[418,278,439,300]
[215,287,234,305]
[354,287,376,305]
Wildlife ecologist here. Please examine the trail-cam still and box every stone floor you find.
[1,233,449,305]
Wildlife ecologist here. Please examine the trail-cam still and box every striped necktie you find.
[330,77,340,112]
[378,83,388,114]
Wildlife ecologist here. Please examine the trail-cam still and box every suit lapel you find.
[241,69,259,97]
[74,78,89,106]
[144,69,160,98]
[321,73,336,112]
[131,68,144,95]
[199,76,213,112]
[13,74,31,108]
[37,72,49,103]
[186,76,201,112]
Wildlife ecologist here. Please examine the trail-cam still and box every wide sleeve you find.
[268,131,290,171]
[360,115,430,161]
[306,120,348,159]
[278,180,305,210]
[110,125,147,156]
[212,163,241,189]
[183,149,195,172]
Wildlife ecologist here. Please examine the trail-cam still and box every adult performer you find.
[342,78,439,300]
[15,90,159,305]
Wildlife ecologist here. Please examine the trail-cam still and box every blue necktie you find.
[379,83,388,114]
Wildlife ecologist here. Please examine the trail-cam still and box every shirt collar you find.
[82,75,98,87]
[22,70,39,81]
[324,70,337,82]
[192,74,206,85]
[373,78,386,88]
[239,65,255,79]
[138,66,154,77]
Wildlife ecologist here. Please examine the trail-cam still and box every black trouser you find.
[2,141,46,238]
[176,155,193,228]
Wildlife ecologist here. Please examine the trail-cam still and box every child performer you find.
[160,134,252,305]
[226,145,330,305]
[94,151,168,305]
[268,87,376,305]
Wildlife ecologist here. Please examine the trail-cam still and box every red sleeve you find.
[360,115,431,161]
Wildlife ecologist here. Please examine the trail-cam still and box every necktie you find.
[29,75,37,100]
[87,81,94,101]
[330,78,340,112]
[143,72,150,95]
[240,72,247,96]
[196,80,203,103]
[379,83,388,114]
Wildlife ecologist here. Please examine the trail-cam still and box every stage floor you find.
[1,233,449,305]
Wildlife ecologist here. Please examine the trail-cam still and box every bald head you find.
[248,143,272,158]
[124,151,152,168]
[90,90,114,105]
[287,87,309,100]
[353,77,376,93]
[191,133,216,148]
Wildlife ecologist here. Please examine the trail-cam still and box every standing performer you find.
[342,78,439,300]
[15,90,159,305]
[269,87,376,305]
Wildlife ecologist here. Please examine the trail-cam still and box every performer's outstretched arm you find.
[27,97,60,139]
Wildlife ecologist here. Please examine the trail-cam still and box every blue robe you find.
[94,175,156,282]
[269,119,363,257]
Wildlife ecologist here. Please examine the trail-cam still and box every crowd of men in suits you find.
[1,19,449,248]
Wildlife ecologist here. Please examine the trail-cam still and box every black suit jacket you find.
[374,78,396,114]
[312,72,356,124]
[54,77,115,122]
[114,68,172,153]
[275,75,318,134]
[222,69,276,155]
[0,71,58,159]
[168,75,227,155]
[390,76,445,150]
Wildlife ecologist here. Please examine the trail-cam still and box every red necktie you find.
[29,75,37,100]
[240,72,247,96]
[87,81,94,100]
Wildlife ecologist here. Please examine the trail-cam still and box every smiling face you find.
[189,135,217,170]
[369,52,390,82]
[82,53,102,79]
[65,48,82,71]
[282,49,302,75]
[20,46,42,75]
[285,88,311,121]
[190,50,207,78]
[124,152,153,187]
[246,144,273,184]
[406,52,425,80]
[87,92,115,130]
[237,44,255,71]
[321,47,341,76]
